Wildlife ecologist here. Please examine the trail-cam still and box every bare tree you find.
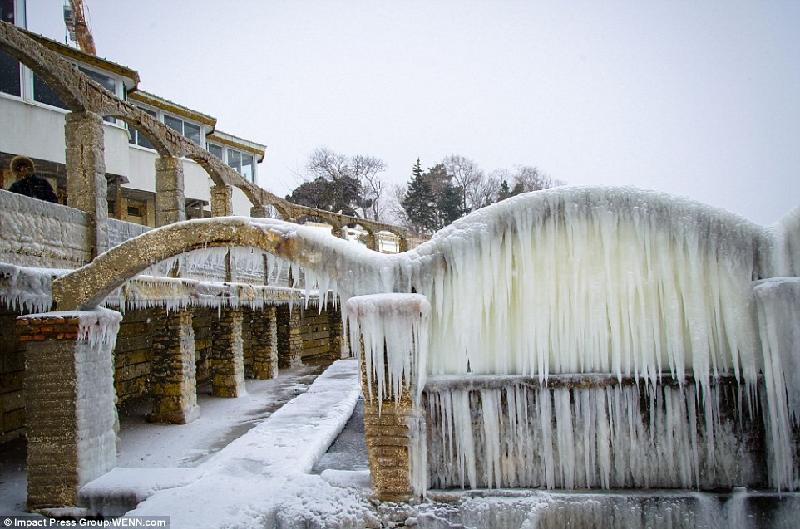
[297,147,390,221]
[351,154,387,220]
[443,154,485,213]
[511,165,557,192]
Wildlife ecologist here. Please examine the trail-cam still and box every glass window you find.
[208,143,223,160]
[0,0,15,24]
[78,66,116,94]
[0,49,20,97]
[129,108,157,149]
[241,153,254,181]
[227,149,241,173]
[184,121,203,146]
[33,72,68,109]
[164,114,183,134]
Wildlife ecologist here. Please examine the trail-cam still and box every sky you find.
[27,0,800,225]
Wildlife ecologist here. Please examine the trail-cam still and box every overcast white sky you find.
[28,0,800,224]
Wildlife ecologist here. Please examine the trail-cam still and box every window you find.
[163,114,204,146]
[78,66,116,94]
[128,107,157,149]
[226,149,241,173]
[32,72,68,109]
[164,114,183,134]
[183,121,203,146]
[241,153,254,181]
[0,49,20,97]
[208,143,223,160]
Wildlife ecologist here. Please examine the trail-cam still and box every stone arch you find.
[0,22,88,110]
[107,112,174,157]
[51,218,347,310]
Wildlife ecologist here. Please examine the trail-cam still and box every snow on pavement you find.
[124,359,372,528]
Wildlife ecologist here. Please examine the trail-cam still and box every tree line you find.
[286,148,563,235]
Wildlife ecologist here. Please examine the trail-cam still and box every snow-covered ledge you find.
[345,293,430,501]
[17,308,121,510]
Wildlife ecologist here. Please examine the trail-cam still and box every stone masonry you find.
[17,312,118,510]
[154,156,187,227]
[247,306,279,379]
[210,184,233,217]
[210,308,246,397]
[149,310,198,423]
[64,111,108,257]
[360,359,418,502]
[277,305,303,369]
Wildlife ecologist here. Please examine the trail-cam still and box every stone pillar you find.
[346,293,431,502]
[327,304,346,360]
[277,305,303,369]
[149,310,198,423]
[211,184,233,217]
[362,380,421,502]
[211,308,246,397]
[155,156,186,227]
[249,306,279,379]
[365,230,378,251]
[250,204,270,218]
[65,111,108,257]
[17,310,120,510]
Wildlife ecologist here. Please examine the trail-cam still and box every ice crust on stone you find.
[0,263,67,313]
[18,307,123,348]
[103,275,303,313]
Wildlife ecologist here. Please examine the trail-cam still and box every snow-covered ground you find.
[0,364,327,517]
[117,365,323,468]
[123,359,371,528]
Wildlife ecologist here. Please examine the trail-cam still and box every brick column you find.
[155,155,186,226]
[346,294,431,502]
[211,308,246,397]
[327,304,345,360]
[17,310,120,510]
[211,184,233,217]
[250,204,270,218]
[365,230,378,251]
[65,111,108,257]
[277,305,303,369]
[362,380,422,502]
[149,310,198,423]
[249,306,279,379]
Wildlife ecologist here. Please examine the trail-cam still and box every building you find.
[1,0,264,222]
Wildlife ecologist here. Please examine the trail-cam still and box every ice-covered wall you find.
[0,189,90,268]
[107,218,151,249]
[425,380,765,490]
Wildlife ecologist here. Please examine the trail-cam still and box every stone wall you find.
[113,308,160,405]
[192,308,215,387]
[107,218,151,249]
[0,308,25,443]
[299,307,336,364]
[0,189,90,268]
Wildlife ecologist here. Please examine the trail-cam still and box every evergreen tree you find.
[402,158,437,233]
[401,159,463,234]
[496,179,513,202]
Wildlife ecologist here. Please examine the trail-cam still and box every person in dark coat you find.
[7,156,57,203]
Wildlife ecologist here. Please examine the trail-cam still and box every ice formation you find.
[345,294,430,408]
[103,275,302,313]
[273,186,797,490]
[425,381,759,490]
[0,263,67,313]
